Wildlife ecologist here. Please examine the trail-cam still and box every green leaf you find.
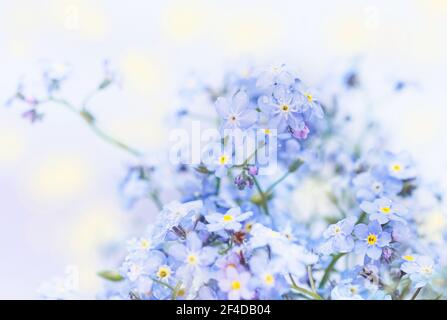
[97,270,124,282]
[194,165,211,174]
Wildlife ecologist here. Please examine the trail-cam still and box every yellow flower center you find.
[367,234,378,245]
[231,281,241,290]
[223,214,234,222]
[304,93,313,102]
[140,239,151,249]
[403,255,415,261]
[264,274,274,285]
[176,288,186,297]
[157,266,170,279]
[334,226,341,234]
[281,104,289,112]
[187,254,198,265]
[350,286,357,294]
[264,128,271,135]
[219,155,229,165]
[380,206,391,214]
[392,164,402,172]
[245,222,253,232]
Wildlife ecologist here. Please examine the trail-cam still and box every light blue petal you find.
[360,201,376,214]
[366,246,382,260]
[186,232,202,252]
[165,243,187,261]
[354,224,368,239]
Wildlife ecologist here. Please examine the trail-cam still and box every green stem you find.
[171,281,183,300]
[252,176,270,215]
[47,98,143,157]
[150,277,175,291]
[215,177,221,195]
[266,170,292,194]
[410,287,422,300]
[81,89,100,110]
[319,253,346,289]
[150,191,163,210]
[307,265,317,294]
[265,159,303,194]
[289,273,323,300]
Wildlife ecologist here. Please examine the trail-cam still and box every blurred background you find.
[0,0,446,299]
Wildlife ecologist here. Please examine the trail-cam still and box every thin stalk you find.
[47,98,143,157]
[150,191,163,210]
[150,277,175,291]
[171,281,183,300]
[252,176,270,215]
[215,177,221,195]
[319,253,346,289]
[410,287,422,300]
[265,159,303,194]
[289,273,323,300]
[307,265,317,294]
[266,170,292,194]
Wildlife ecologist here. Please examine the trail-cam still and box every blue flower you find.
[401,255,436,288]
[126,237,153,254]
[120,250,165,282]
[165,232,217,269]
[255,64,295,89]
[249,249,288,298]
[384,151,417,180]
[354,221,391,260]
[353,169,403,201]
[360,197,408,224]
[320,216,357,254]
[218,266,253,300]
[258,85,305,132]
[294,83,324,119]
[165,232,217,296]
[150,200,203,244]
[215,91,258,130]
[205,207,252,232]
[202,143,234,178]
[331,279,367,300]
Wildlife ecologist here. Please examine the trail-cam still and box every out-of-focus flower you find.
[401,255,436,288]
[218,266,253,300]
[360,198,408,224]
[353,169,403,201]
[384,152,417,180]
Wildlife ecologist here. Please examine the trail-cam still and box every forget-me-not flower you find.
[354,221,391,260]
[360,197,408,224]
[218,266,253,300]
[206,207,252,232]
[258,85,305,133]
[353,169,403,201]
[320,216,357,254]
[384,151,417,180]
[401,255,436,288]
[215,91,258,130]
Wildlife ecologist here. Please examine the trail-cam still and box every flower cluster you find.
[101,66,444,300]
[16,63,444,300]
